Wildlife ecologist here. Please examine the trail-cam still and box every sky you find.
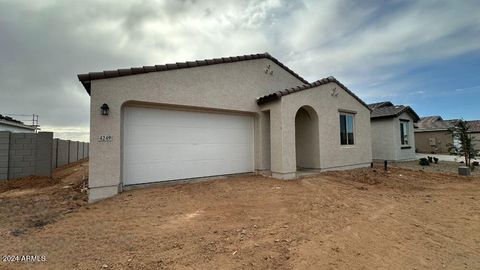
[1,0,479,142]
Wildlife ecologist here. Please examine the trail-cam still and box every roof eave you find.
[78,53,309,96]
[0,120,36,130]
[257,77,371,111]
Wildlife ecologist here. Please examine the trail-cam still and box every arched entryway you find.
[295,106,320,170]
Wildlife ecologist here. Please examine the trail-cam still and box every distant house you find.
[368,102,419,161]
[415,116,480,154]
[0,114,36,133]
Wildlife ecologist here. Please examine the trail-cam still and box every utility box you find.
[458,166,471,176]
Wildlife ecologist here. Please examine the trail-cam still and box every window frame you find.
[339,112,355,146]
[400,119,410,146]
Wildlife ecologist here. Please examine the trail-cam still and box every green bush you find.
[419,158,430,166]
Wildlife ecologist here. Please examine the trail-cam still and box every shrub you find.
[473,161,479,166]
[427,156,433,163]
[419,158,430,166]
[433,157,439,164]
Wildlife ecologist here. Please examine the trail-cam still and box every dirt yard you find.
[393,160,480,176]
[1,162,479,269]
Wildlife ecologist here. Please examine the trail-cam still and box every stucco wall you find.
[89,58,305,201]
[371,112,416,161]
[88,58,371,202]
[414,130,452,154]
[472,132,480,151]
[278,83,372,173]
[371,118,395,160]
[393,112,416,161]
[295,107,320,169]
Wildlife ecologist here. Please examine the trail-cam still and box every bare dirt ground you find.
[1,162,479,269]
[0,161,88,237]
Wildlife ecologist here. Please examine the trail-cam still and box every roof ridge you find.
[256,76,370,110]
[78,52,308,94]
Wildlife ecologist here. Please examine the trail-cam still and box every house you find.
[368,102,419,161]
[0,114,36,133]
[415,116,480,154]
[78,53,373,202]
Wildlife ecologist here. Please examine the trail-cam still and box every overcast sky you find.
[1,0,479,141]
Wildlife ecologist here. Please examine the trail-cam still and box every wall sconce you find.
[101,103,110,116]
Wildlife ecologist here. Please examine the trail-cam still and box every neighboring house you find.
[78,53,373,202]
[469,121,480,150]
[368,102,419,161]
[414,117,480,154]
[0,114,36,133]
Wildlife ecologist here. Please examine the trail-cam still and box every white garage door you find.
[123,106,254,185]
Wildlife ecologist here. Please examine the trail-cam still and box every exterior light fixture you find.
[101,103,110,116]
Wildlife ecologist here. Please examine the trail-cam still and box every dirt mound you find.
[321,168,388,185]
[0,175,58,193]
[0,161,88,238]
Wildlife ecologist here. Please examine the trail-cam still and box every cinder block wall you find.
[56,139,69,167]
[35,132,53,177]
[84,143,90,158]
[8,133,38,179]
[0,131,89,180]
[69,141,78,163]
[78,142,85,160]
[51,138,58,169]
[0,132,10,180]
[6,132,53,179]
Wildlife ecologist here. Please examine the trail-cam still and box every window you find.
[340,113,354,145]
[400,120,409,145]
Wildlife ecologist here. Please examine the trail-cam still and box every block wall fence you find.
[0,131,89,180]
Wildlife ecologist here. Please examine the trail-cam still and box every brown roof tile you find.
[368,101,420,122]
[256,76,370,110]
[78,53,308,95]
[468,120,480,132]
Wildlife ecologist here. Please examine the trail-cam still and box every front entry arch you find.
[295,106,320,169]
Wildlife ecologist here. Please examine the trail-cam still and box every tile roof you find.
[415,118,480,132]
[368,101,420,122]
[367,101,393,110]
[0,114,36,130]
[415,116,455,131]
[256,76,370,110]
[0,114,24,125]
[468,120,480,132]
[78,53,309,95]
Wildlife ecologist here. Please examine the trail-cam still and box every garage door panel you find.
[124,143,253,164]
[125,126,251,145]
[123,107,254,185]
[124,158,251,183]
[126,108,251,129]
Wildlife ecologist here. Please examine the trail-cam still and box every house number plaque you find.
[99,135,113,142]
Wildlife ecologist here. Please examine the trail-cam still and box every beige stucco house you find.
[78,53,373,202]
[368,102,419,161]
[415,116,480,154]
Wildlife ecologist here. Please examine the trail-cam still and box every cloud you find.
[1,0,479,141]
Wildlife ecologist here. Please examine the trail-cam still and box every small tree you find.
[447,120,479,167]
